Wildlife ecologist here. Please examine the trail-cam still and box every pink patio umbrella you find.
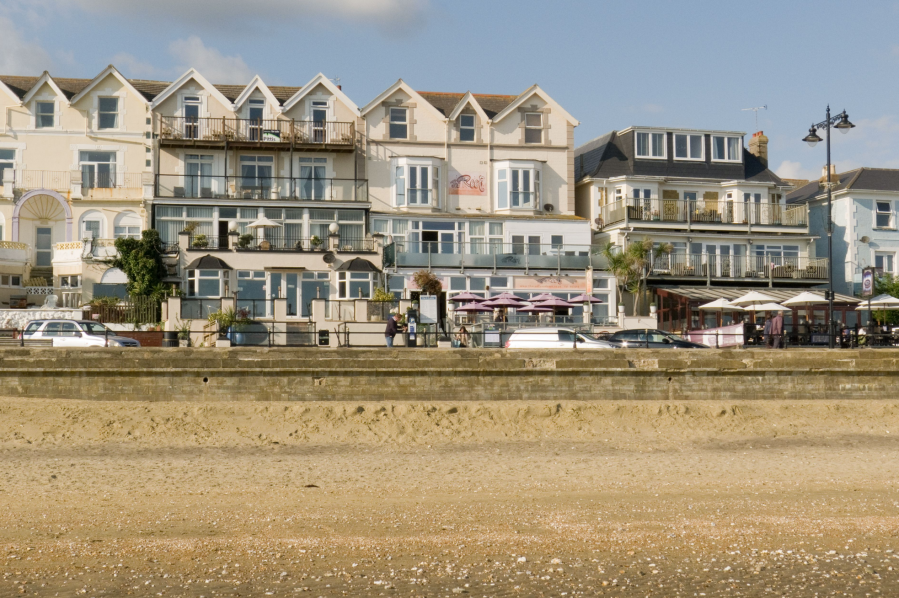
[516,305,554,313]
[454,302,494,312]
[533,297,576,308]
[489,292,526,301]
[527,293,557,302]
[481,297,527,308]
[449,292,486,303]
[568,293,604,304]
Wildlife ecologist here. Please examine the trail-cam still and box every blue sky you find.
[2,0,897,179]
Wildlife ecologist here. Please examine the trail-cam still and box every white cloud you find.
[50,0,428,32]
[775,160,818,181]
[112,53,162,79]
[168,37,254,84]
[0,16,54,75]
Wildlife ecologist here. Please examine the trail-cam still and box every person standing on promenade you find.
[763,315,773,348]
[385,314,400,347]
[771,310,784,349]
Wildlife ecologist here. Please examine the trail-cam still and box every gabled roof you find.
[492,84,579,126]
[282,72,360,116]
[361,79,446,121]
[69,65,150,106]
[418,91,511,120]
[21,72,70,104]
[233,75,281,112]
[0,78,20,104]
[574,128,788,186]
[786,168,899,204]
[149,68,235,111]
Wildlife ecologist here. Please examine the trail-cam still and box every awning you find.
[185,254,233,270]
[335,257,381,273]
[653,286,859,305]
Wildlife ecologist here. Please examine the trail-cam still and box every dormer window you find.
[36,101,55,128]
[635,131,665,158]
[460,114,475,142]
[389,107,408,139]
[98,97,118,130]
[712,135,742,162]
[524,113,543,144]
[674,133,703,160]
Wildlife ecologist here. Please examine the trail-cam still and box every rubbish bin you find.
[318,330,330,347]
[162,331,178,348]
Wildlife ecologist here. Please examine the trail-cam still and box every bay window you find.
[712,135,742,161]
[494,161,541,210]
[635,131,665,158]
[187,269,224,297]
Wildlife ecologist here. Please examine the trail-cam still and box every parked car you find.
[504,327,618,349]
[606,329,708,349]
[21,320,141,347]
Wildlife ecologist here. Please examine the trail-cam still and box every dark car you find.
[606,329,708,349]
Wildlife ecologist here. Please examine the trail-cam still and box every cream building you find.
[362,81,615,323]
[0,66,153,307]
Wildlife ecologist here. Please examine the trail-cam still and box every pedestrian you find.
[385,313,400,347]
[771,310,784,349]
[455,325,471,348]
[763,315,773,348]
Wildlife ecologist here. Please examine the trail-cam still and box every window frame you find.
[98,97,119,130]
[875,251,895,275]
[459,114,476,142]
[524,112,543,144]
[711,135,743,162]
[35,101,55,129]
[389,107,408,140]
[673,132,704,161]
[494,161,542,211]
[635,131,666,159]
[337,271,373,299]
[875,201,894,229]
[393,158,441,208]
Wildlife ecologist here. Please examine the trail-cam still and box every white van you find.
[504,327,617,349]
[21,320,141,347]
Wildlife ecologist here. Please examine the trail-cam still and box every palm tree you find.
[600,238,672,316]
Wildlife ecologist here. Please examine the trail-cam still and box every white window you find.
[389,107,408,139]
[524,112,543,144]
[338,272,372,299]
[614,187,623,202]
[114,211,141,239]
[80,211,104,239]
[60,275,81,288]
[297,156,329,200]
[36,101,55,128]
[495,161,541,210]
[876,201,893,229]
[674,133,703,160]
[460,114,475,142]
[182,96,201,139]
[712,136,742,161]
[635,131,665,158]
[80,151,116,189]
[0,149,14,182]
[187,269,224,297]
[98,97,118,130]
[393,159,440,207]
[876,252,895,274]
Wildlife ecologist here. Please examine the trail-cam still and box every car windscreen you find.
[23,322,42,334]
[81,322,109,335]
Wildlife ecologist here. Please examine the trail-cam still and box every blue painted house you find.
[787,168,899,296]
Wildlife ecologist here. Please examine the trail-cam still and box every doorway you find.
[35,227,52,267]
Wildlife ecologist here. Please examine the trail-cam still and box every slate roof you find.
[417,91,517,119]
[786,168,899,204]
[185,255,233,270]
[574,129,789,187]
[0,74,302,105]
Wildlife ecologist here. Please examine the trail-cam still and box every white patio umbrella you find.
[698,298,744,311]
[742,302,789,312]
[248,216,282,229]
[855,294,899,310]
[781,291,827,307]
[729,290,776,306]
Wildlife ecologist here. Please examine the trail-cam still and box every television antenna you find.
[742,105,767,130]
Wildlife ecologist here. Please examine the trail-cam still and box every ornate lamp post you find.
[802,106,855,348]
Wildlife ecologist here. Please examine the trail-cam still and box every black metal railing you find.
[187,235,225,250]
[235,299,273,319]
[235,237,327,252]
[221,322,317,347]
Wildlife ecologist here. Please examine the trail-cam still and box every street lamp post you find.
[802,106,855,348]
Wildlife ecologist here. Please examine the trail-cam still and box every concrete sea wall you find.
[1,348,898,402]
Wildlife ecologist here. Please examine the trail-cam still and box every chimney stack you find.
[748,131,768,167]
[820,164,836,183]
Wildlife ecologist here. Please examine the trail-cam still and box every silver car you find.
[21,320,141,347]
[504,327,617,349]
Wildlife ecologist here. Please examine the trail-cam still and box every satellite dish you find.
[860,236,871,244]
[322,251,336,264]
[543,204,554,212]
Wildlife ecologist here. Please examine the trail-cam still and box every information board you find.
[419,295,438,324]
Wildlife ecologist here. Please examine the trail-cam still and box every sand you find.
[2,398,899,596]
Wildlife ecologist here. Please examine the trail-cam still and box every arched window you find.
[79,209,106,240]
[114,211,141,239]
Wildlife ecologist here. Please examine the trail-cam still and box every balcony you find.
[53,239,119,261]
[648,253,828,282]
[0,240,29,264]
[186,235,376,253]
[597,199,808,231]
[79,172,145,200]
[155,174,367,203]
[390,241,607,272]
[158,117,355,151]
[11,170,71,193]
[3,170,146,200]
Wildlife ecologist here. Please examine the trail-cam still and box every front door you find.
[312,107,327,143]
[703,244,732,277]
[35,227,52,267]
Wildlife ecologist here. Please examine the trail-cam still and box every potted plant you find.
[311,235,323,250]
[237,233,254,249]
[192,233,209,249]
[176,321,192,347]
[651,210,660,221]
[207,307,251,345]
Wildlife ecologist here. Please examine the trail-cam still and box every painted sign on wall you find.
[513,276,585,290]
[448,170,487,196]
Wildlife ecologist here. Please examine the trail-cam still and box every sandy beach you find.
[2,398,899,596]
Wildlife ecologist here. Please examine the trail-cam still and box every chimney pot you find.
[748,131,769,168]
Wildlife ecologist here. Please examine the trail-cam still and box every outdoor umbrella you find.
[516,305,553,313]
[247,216,282,229]
[533,297,576,308]
[568,293,605,304]
[729,290,776,306]
[855,294,899,310]
[742,302,788,312]
[782,291,829,326]
[527,293,557,302]
[454,302,495,312]
[698,298,744,311]
[490,292,526,301]
[449,292,486,303]
[481,297,527,308]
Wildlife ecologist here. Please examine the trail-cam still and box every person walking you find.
[763,315,773,348]
[385,313,400,348]
[771,310,784,349]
